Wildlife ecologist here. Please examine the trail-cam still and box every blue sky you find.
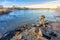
[0,0,58,7]
[0,0,56,3]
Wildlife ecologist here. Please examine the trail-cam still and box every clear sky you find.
[0,0,59,7]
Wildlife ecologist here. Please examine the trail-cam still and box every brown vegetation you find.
[30,8,60,10]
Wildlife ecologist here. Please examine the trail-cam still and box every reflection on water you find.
[0,10,60,36]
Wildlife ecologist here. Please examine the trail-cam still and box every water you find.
[0,10,60,36]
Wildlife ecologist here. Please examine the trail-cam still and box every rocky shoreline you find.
[0,21,60,40]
